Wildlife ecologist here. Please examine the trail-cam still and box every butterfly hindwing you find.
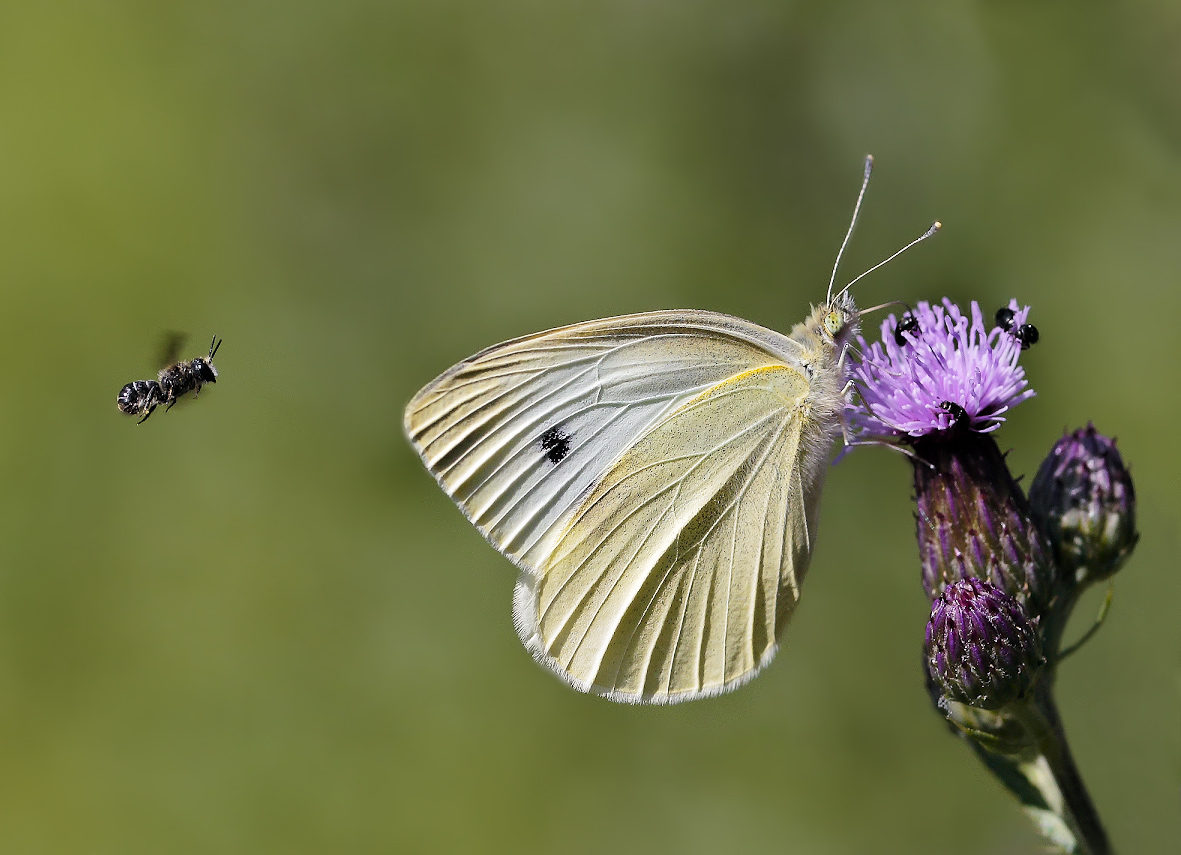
[513,365,817,703]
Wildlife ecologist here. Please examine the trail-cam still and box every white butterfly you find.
[405,157,937,703]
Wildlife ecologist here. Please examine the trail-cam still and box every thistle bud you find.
[912,432,1055,614]
[925,578,1045,710]
[1029,425,1138,588]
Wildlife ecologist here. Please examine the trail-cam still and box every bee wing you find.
[404,310,804,574]
[514,364,822,703]
[157,331,187,368]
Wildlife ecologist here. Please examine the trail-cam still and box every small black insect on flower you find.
[938,400,969,434]
[894,312,920,347]
[117,336,222,424]
[995,306,1039,351]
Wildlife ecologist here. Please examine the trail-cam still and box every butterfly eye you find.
[823,312,842,336]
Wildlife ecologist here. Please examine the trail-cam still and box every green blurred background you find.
[0,1,1177,852]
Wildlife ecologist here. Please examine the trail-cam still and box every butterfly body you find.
[405,294,859,703]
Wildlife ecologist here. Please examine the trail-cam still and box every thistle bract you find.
[925,577,1045,710]
[1029,424,1138,587]
[912,433,1055,612]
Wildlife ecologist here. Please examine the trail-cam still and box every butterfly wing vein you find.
[405,311,823,704]
[520,365,814,702]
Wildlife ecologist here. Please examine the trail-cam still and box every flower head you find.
[852,297,1055,610]
[925,577,1045,710]
[850,298,1035,438]
[1029,424,1138,587]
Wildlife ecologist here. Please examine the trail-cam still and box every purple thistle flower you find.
[849,298,1035,438]
[847,296,1055,611]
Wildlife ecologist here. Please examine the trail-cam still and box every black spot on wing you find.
[539,426,571,464]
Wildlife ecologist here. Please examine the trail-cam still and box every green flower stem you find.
[964,584,1113,855]
[1033,607,1113,855]
[959,690,1110,854]
[1035,710,1111,854]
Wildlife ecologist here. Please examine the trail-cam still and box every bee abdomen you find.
[117,380,163,415]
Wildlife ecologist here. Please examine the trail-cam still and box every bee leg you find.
[137,407,155,425]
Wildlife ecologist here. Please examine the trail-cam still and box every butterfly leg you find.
[841,379,920,436]
[838,342,862,368]
[837,433,929,466]
[836,387,930,468]
[838,341,910,376]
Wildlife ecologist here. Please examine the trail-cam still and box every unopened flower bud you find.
[913,432,1055,615]
[925,577,1045,710]
[1029,425,1138,587]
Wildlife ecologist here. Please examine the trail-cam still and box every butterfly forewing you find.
[405,312,805,573]
[514,365,816,702]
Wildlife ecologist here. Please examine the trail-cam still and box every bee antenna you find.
[834,221,941,302]
[826,154,874,304]
[208,336,222,360]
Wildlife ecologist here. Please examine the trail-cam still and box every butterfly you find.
[404,156,938,703]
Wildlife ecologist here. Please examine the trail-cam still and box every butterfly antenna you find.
[827,155,875,304]
[835,221,941,302]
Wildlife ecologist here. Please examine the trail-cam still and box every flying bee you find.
[117,335,222,424]
[995,306,1039,350]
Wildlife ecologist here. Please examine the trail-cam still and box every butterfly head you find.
[818,290,861,350]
